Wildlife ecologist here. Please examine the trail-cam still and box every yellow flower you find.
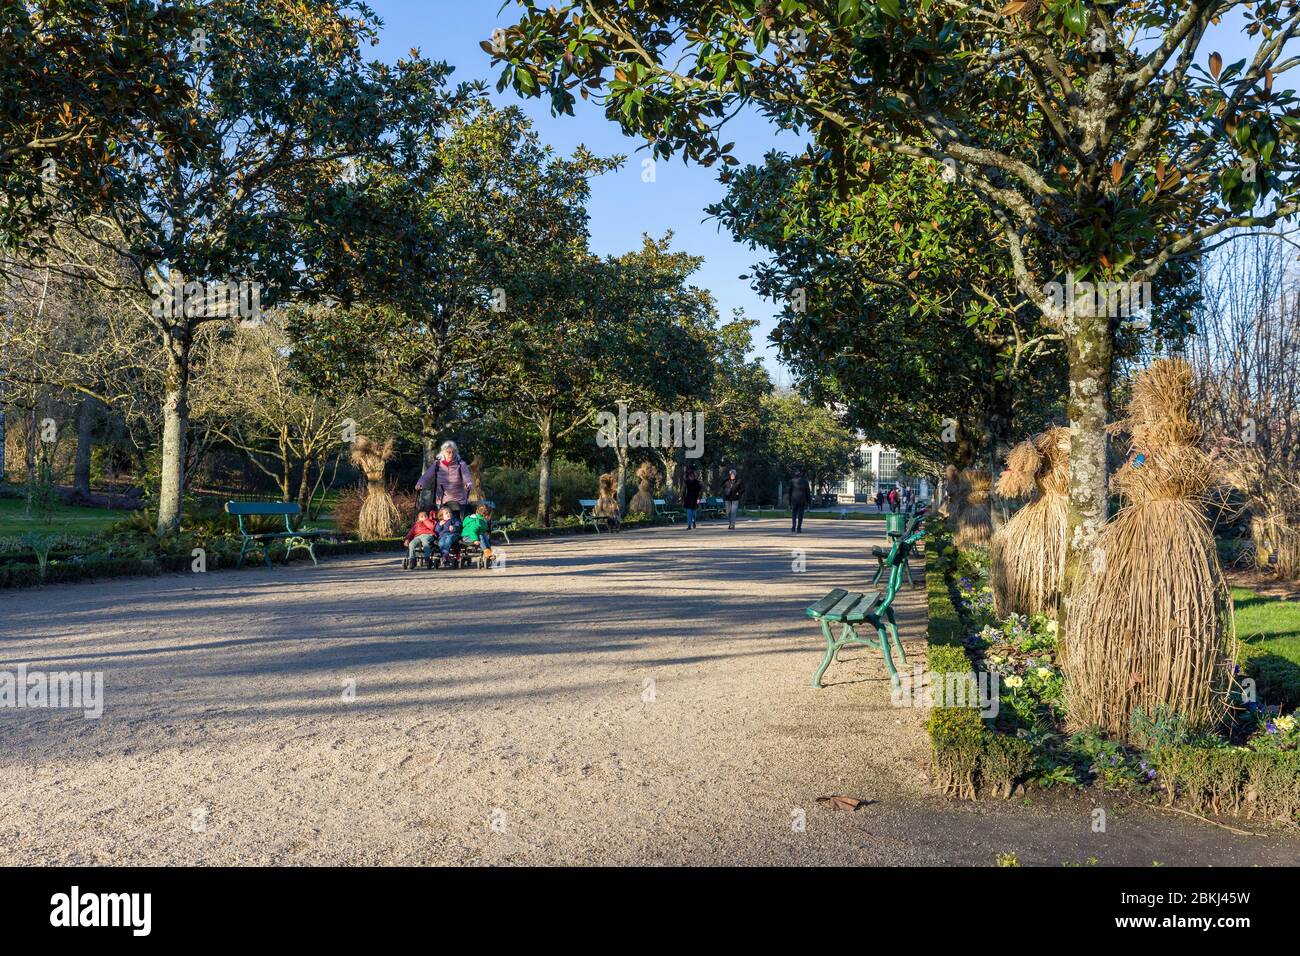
[1004,675,1024,689]
[1277,715,1297,733]
[1036,667,1052,679]
[1046,620,1059,634]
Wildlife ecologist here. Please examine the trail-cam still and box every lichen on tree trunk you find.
[1061,307,1113,618]
[157,333,191,536]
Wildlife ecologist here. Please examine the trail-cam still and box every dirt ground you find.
[1,517,1297,866]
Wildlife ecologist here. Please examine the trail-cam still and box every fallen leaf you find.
[816,795,868,811]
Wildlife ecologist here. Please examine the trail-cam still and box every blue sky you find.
[366,2,1268,379]
[368,0,806,381]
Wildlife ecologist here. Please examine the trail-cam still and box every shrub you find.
[980,734,1035,799]
[481,459,598,519]
[332,482,415,536]
[927,706,984,800]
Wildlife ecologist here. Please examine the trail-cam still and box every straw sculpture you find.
[989,427,1071,618]
[350,436,403,540]
[1062,358,1236,741]
[951,467,993,549]
[629,461,658,517]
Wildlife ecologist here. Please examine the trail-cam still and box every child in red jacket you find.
[403,510,438,570]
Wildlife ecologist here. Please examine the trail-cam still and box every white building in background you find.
[825,441,931,503]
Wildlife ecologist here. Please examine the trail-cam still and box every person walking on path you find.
[875,489,885,513]
[788,469,811,534]
[721,468,744,529]
[903,486,915,514]
[682,468,703,529]
[416,440,474,519]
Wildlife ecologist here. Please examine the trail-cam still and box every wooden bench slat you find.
[806,588,847,618]
[226,501,302,516]
[825,590,866,622]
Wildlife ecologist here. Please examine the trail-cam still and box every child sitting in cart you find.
[434,506,462,568]
[461,503,495,569]
[402,510,437,570]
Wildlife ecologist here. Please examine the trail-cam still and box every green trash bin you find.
[885,512,907,538]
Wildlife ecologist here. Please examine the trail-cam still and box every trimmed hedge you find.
[0,515,681,589]
[1152,746,1300,822]
[926,642,1035,800]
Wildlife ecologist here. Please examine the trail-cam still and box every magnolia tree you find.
[490,0,1300,585]
[33,0,455,534]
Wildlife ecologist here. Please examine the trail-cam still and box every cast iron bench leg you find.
[877,622,900,686]
[811,618,841,689]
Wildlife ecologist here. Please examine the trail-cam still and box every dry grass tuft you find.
[990,426,1071,618]
[350,436,403,540]
[1062,359,1237,741]
[951,467,993,548]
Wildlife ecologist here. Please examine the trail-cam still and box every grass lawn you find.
[742,508,892,520]
[1233,586,1300,710]
[0,497,125,537]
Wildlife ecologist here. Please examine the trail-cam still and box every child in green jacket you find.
[461,503,495,567]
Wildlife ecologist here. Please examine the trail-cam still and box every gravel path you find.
[1,517,1296,866]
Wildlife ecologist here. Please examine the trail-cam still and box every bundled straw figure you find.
[989,427,1070,618]
[1062,358,1236,742]
[945,466,993,549]
[350,436,403,541]
[628,461,658,518]
[594,472,621,525]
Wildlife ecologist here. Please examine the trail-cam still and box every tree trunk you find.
[421,409,436,472]
[536,412,554,527]
[1061,309,1113,611]
[658,447,680,496]
[615,444,629,514]
[24,405,36,510]
[296,460,313,509]
[74,396,97,499]
[0,404,6,485]
[157,333,191,536]
[985,373,1014,531]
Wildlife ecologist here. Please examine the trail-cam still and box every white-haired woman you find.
[416,440,474,519]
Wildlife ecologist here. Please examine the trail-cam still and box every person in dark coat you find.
[682,469,703,529]
[788,469,811,534]
[721,468,744,529]
[875,489,885,513]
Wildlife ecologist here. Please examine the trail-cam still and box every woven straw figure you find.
[1062,358,1236,742]
[989,427,1070,618]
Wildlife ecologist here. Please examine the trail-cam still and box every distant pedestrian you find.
[888,487,899,512]
[682,468,703,529]
[722,468,744,529]
[903,486,914,513]
[788,469,811,534]
[875,490,884,513]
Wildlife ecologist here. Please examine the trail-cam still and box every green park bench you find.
[698,496,725,519]
[653,498,681,523]
[806,522,926,688]
[578,498,615,533]
[478,499,515,545]
[871,509,926,589]
[225,501,326,568]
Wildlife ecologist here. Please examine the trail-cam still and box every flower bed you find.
[925,516,1300,823]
